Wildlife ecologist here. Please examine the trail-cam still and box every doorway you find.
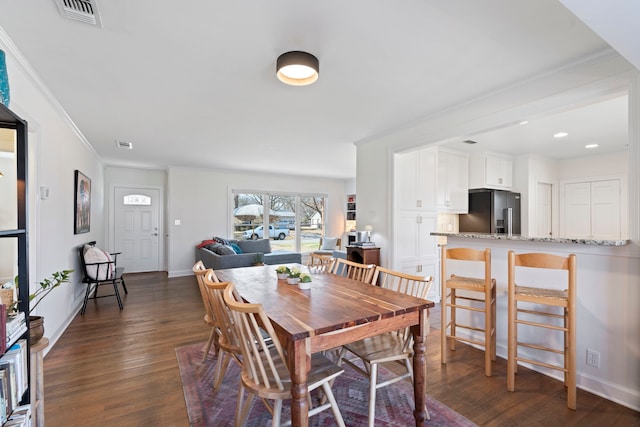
[114,187,161,272]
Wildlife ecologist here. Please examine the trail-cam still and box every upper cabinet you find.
[437,148,469,213]
[469,152,513,190]
[394,147,437,212]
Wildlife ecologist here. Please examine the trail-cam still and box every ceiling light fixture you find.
[519,120,529,125]
[585,144,599,149]
[276,51,319,86]
[554,132,569,138]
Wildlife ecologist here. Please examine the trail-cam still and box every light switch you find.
[174,219,181,226]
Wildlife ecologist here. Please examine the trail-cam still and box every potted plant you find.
[286,267,301,285]
[19,270,73,344]
[298,273,312,290]
[252,253,265,266]
[275,266,290,280]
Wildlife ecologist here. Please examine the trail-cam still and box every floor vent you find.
[115,141,133,150]
[54,0,103,27]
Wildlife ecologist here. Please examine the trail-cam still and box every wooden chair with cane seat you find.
[327,258,375,283]
[440,246,496,376]
[223,283,346,427]
[507,251,577,410]
[193,261,220,362]
[337,266,433,427]
[202,276,243,392]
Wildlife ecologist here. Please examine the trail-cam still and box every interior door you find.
[114,187,160,273]
[591,179,621,239]
[563,182,591,238]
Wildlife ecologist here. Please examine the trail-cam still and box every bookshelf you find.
[0,103,31,426]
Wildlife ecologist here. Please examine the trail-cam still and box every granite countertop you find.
[430,232,630,246]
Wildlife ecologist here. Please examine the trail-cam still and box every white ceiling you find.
[0,1,625,179]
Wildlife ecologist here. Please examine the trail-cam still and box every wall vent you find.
[462,139,478,144]
[54,0,103,27]
[115,141,133,150]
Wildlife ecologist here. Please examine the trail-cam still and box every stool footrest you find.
[447,334,486,348]
[516,355,567,372]
[517,341,564,355]
[446,303,486,313]
[517,307,565,319]
[516,318,568,332]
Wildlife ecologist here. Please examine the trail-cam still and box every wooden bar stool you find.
[507,251,577,410]
[440,247,496,376]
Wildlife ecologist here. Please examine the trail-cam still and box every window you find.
[232,191,326,253]
[123,194,151,206]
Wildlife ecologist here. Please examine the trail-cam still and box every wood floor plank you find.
[43,272,640,426]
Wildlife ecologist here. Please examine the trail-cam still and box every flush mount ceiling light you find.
[585,144,599,149]
[554,132,569,138]
[276,51,319,86]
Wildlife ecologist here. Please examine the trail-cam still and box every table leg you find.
[288,338,310,427]
[411,308,429,425]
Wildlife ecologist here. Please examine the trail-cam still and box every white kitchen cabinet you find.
[561,178,622,239]
[437,148,469,213]
[394,147,437,212]
[393,149,440,301]
[469,153,513,190]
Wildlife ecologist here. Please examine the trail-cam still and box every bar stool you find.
[440,247,496,376]
[507,251,577,410]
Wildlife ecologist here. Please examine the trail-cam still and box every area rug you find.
[176,342,477,426]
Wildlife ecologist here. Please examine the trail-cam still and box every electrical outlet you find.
[586,349,600,367]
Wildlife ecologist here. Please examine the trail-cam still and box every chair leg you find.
[507,296,516,391]
[368,363,378,427]
[491,286,497,362]
[112,280,123,310]
[213,351,232,392]
[484,291,492,377]
[236,383,253,427]
[271,399,283,427]
[80,284,92,315]
[321,382,345,427]
[450,289,456,351]
[567,306,577,410]
[202,328,218,362]
[440,287,447,366]
[120,277,128,294]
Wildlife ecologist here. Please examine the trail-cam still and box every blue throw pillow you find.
[229,243,243,254]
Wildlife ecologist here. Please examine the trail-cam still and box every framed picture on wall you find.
[74,170,91,234]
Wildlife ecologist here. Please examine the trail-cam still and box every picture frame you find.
[74,170,91,234]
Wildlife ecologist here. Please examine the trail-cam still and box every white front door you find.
[114,187,160,273]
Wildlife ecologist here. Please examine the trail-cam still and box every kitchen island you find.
[431,231,639,411]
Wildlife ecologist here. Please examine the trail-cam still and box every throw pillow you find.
[229,243,243,254]
[213,236,231,246]
[320,237,339,250]
[197,239,216,249]
[204,243,221,252]
[83,245,114,281]
[213,245,236,256]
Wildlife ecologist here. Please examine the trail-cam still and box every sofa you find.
[196,238,301,270]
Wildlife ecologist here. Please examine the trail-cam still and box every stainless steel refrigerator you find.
[459,189,521,235]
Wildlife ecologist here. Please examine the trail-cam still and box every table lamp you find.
[364,224,373,242]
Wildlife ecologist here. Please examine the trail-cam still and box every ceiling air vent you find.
[115,141,133,150]
[54,0,103,27]
[462,139,478,144]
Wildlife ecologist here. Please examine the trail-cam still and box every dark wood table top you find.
[215,263,434,341]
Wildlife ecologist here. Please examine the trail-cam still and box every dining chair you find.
[337,266,433,427]
[202,276,243,392]
[223,283,346,427]
[327,258,375,283]
[507,251,577,410]
[192,261,220,362]
[307,252,334,272]
[440,246,497,376]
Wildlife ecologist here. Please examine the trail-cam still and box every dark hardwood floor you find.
[43,272,640,426]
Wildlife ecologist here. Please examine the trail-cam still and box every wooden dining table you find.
[215,263,434,427]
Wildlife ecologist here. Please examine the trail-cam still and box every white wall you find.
[1,29,105,350]
[356,54,640,409]
[166,166,349,277]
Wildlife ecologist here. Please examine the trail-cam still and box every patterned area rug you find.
[176,342,477,426]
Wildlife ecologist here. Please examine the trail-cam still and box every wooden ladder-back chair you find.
[440,246,496,376]
[507,251,577,410]
[223,283,346,427]
[337,266,433,427]
[78,241,127,315]
[202,277,243,392]
[192,261,220,362]
[313,237,342,255]
[327,258,375,283]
